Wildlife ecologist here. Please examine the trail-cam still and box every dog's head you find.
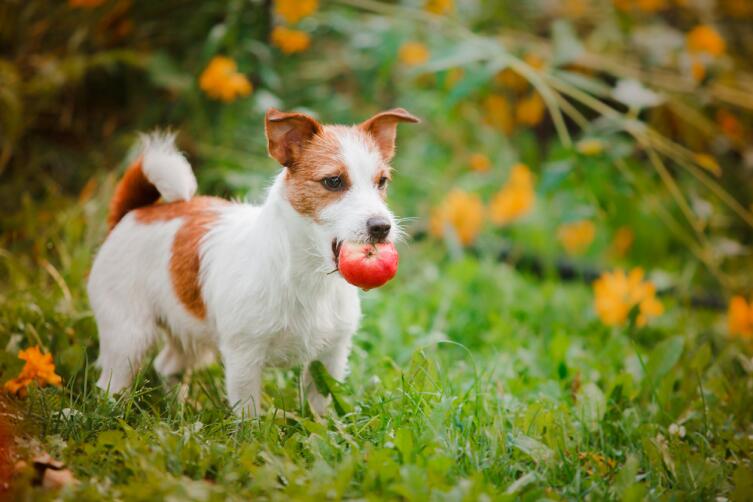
[265,108,419,269]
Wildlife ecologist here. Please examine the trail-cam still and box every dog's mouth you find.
[331,239,343,271]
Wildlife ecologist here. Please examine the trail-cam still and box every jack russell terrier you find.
[88,108,419,416]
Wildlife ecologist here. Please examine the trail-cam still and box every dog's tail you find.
[107,132,197,230]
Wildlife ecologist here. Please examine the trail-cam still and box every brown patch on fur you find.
[284,126,356,220]
[108,157,160,230]
[135,196,230,319]
[265,108,322,167]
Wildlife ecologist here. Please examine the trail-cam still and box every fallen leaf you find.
[42,467,78,489]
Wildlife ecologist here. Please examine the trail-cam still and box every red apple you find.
[337,241,399,290]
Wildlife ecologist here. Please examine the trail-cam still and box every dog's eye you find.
[321,176,344,191]
[377,176,389,189]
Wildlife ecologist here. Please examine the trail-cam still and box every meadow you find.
[1,0,753,499]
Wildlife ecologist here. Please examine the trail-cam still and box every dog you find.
[88,108,419,416]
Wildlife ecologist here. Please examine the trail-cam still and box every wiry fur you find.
[140,132,197,203]
[88,109,418,416]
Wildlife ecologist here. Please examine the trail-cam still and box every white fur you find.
[141,132,197,202]
[88,126,398,417]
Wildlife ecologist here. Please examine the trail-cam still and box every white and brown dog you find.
[88,108,418,416]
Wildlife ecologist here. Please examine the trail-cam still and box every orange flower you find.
[728,296,753,338]
[495,68,528,93]
[610,226,634,258]
[515,92,545,126]
[425,0,453,15]
[399,42,430,66]
[716,109,744,144]
[687,25,726,56]
[68,0,105,7]
[557,220,596,255]
[199,57,252,102]
[483,94,514,134]
[489,164,535,225]
[4,346,62,397]
[429,189,484,246]
[271,26,311,54]
[469,153,491,172]
[593,268,663,327]
[275,0,318,24]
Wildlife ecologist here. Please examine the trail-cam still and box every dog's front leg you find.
[304,336,352,415]
[223,345,266,418]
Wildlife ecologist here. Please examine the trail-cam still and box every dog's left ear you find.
[359,108,420,161]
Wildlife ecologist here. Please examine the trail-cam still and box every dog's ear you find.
[359,108,420,161]
[265,108,322,167]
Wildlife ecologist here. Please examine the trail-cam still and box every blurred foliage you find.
[2,0,753,297]
[2,0,753,497]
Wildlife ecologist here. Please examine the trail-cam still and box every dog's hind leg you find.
[95,310,157,394]
[154,338,187,379]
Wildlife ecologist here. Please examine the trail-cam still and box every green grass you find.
[2,186,753,501]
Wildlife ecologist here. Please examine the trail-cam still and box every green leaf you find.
[58,343,85,377]
[0,350,24,383]
[394,427,414,463]
[308,360,353,416]
[576,382,606,432]
[644,336,684,389]
[539,160,573,194]
[446,63,496,107]
[511,434,553,465]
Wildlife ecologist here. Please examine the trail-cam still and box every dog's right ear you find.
[265,108,322,167]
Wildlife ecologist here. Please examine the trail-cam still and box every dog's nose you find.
[367,216,391,242]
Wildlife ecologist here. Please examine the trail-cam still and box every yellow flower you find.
[275,0,318,24]
[489,164,535,225]
[687,25,726,56]
[495,54,543,94]
[199,57,252,102]
[429,189,484,246]
[610,226,634,258]
[271,26,311,54]
[693,153,721,177]
[515,92,545,126]
[399,42,430,66]
[425,0,453,15]
[469,153,491,173]
[68,0,105,7]
[728,296,753,338]
[576,138,605,156]
[557,220,596,255]
[495,69,528,93]
[483,94,514,134]
[4,346,63,397]
[593,268,663,327]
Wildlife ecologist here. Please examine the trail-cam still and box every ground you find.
[1,188,752,500]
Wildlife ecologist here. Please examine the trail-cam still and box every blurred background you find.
[2,1,753,497]
[3,0,753,302]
